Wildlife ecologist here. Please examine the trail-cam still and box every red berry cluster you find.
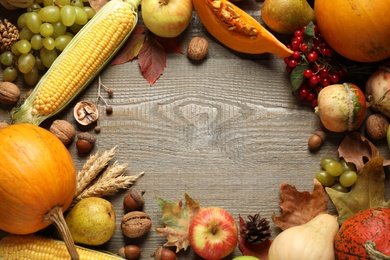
[284,24,347,108]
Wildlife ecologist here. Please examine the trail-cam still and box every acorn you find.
[123,188,145,212]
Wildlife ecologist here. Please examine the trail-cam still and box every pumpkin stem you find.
[364,240,390,260]
[44,205,80,260]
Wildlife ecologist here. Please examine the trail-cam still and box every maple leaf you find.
[326,156,390,225]
[338,132,390,172]
[271,179,328,230]
[138,37,166,85]
[155,192,201,252]
[111,26,146,65]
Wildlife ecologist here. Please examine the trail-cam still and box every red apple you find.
[141,0,193,38]
[189,207,238,260]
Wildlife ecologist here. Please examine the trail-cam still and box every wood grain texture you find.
[1,2,390,259]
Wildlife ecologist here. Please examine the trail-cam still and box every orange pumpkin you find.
[314,0,390,62]
[192,0,293,58]
[0,124,78,259]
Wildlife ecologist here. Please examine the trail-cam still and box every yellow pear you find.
[261,0,315,35]
[65,197,116,246]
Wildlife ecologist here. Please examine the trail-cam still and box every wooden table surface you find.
[1,1,390,259]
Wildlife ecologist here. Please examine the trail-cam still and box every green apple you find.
[189,207,238,259]
[65,197,116,246]
[141,0,193,38]
[233,256,261,260]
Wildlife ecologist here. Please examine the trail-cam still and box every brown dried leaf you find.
[272,179,328,230]
[88,0,108,12]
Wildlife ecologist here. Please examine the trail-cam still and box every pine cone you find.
[240,213,271,244]
[1,19,19,53]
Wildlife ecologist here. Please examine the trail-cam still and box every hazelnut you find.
[121,211,152,238]
[0,82,20,106]
[187,37,209,61]
[123,189,145,212]
[151,247,177,260]
[118,245,142,260]
[76,132,96,154]
[365,113,389,140]
[308,130,326,151]
[74,100,99,126]
[49,119,76,146]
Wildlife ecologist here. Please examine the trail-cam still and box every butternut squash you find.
[192,0,293,58]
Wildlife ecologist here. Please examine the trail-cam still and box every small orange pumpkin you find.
[0,124,78,259]
[192,0,293,58]
[314,0,390,62]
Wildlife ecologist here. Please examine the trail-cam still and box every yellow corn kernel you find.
[11,0,140,125]
[0,234,125,260]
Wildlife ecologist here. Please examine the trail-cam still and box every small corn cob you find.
[11,0,140,125]
[0,234,125,260]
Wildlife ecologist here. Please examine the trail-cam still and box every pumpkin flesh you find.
[192,0,293,58]
[314,0,390,62]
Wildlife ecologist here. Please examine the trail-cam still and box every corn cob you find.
[11,0,140,125]
[0,234,125,260]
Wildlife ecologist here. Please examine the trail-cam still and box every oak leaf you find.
[326,156,390,225]
[111,26,146,65]
[271,179,328,230]
[155,192,201,252]
[138,37,166,85]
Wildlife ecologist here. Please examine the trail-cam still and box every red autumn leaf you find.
[111,26,146,65]
[153,35,183,54]
[138,37,166,85]
[271,179,328,230]
[238,237,272,260]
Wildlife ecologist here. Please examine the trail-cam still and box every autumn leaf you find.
[138,37,166,85]
[271,179,328,230]
[238,237,272,260]
[326,156,390,225]
[155,192,201,252]
[111,26,146,65]
[154,35,183,54]
[88,0,108,11]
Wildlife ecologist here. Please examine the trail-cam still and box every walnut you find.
[74,100,99,126]
[187,36,209,61]
[365,113,389,140]
[121,211,152,238]
[49,119,76,146]
[0,82,20,106]
[0,122,9,130]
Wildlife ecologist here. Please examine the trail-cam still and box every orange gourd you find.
[192,0,293,58]
[314,0,390,62]
[0,124,79,259]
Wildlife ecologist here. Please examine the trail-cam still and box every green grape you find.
[26,12,42,34]
[50,21,67,38]
[70,0,84,7]
[82,6,95,19]
[34,54,47,70]
[331,182,349,193]
[0,51,15,67]
[68,23,83,34]
[19,27,35,41]
[18,53,36,74]
[40,47,58,68]
[27,2,42,12]
[42,37,56,50]
[39,22,54,37]
[56,0,71,6]
[42,0,53,6]
[340,159,356,171]
[320,157,336,169]
[31,34,44,50]
[60,5,76,27]
[16,39,32,54]
[39,6,61,23]
[11,42,22,55]
[3,67,18,82]
[74,6,88,25]
[24,67,40,86]
[339,170,357,188]
[325,160,344,177]
[17,13,28,28]
[55,34,72,51]
[315,170,336,187]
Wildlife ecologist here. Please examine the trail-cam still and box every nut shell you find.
[365,113,389,140]
[121,211,152,238]
[0,82,20,105]
[187,37,209,61]
[49,119,76,145]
